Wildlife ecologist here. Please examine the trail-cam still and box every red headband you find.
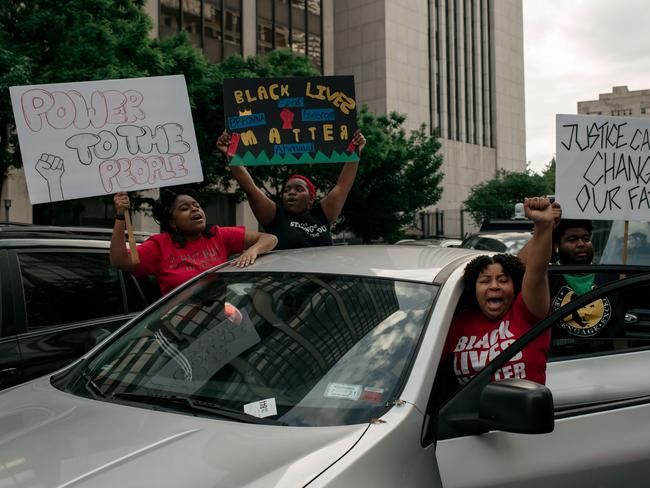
[287,174,316,200]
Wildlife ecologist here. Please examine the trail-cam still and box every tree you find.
[0,0,164,181]
[541,157,555,195]
[335,109,444,243]
[1,2,444,240]
[0,0,224,216]
[463,169,550,225]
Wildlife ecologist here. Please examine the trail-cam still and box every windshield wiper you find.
[111,392,288,426]
[80,370,107,399]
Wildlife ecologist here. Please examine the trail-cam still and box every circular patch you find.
[552,286,612,337]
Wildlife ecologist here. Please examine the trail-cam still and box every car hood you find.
[0,379,369,488]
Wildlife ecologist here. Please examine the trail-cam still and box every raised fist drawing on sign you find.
[35,153,65,202]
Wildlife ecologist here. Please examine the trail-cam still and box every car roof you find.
[0,222,151,243]
[222,245,484,284]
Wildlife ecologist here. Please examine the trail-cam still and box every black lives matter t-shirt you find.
[264,202,333,250]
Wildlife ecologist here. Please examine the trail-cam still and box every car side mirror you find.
[439,379,554,439]
[478,379,554,434]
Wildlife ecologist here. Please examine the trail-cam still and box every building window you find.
[224,0,242,58]
[204,0,223,61]
[256,0,322,72]
[257,0,273,54]
[306,0,322,69]
[159,0,242,62]
[160,0,181,39]
[183,0,203,47]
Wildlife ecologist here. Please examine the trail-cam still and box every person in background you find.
[110,189,277,295]
[548,218,624,344]
[216,130,366,250]
[442,197,555,386]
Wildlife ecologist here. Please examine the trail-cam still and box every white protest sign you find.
[556,114,650,221]
[9,75,203,204]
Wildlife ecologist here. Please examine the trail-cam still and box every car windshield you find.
[61,272,438,427]
[461,233,531,254]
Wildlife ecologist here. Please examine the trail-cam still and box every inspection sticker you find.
[361,387,384,403]
[243,398,277,418]
[324,383,363,401]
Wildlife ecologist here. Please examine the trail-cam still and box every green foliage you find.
[541,157,556,194]
[0,1,444,241]
[341,109,444,242]
[463,169,551,225]
[0,0,162,182]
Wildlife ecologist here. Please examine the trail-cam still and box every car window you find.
[548,269,650,360]
[461,236,508,252]
[67,272,438,427]
[123,273,161,313]
[18,251,125,329]
[597,221,650,266]
[461,234,531,254]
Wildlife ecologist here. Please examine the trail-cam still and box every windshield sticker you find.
[244,398,278,418]
[361,387,384,403]
[324,383,362,401]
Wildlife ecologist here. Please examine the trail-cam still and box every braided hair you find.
[152,188,213,248]
[461,253,525,312]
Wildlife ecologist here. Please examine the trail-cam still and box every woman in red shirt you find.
[443,197,555,386]
[110,189,277,295]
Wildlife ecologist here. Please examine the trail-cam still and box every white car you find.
[1,245,649,487]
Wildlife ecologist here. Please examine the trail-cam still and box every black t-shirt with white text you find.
[550,273,624,339]
[264,202,333,250]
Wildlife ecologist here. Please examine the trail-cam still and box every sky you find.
[523,0,650,174]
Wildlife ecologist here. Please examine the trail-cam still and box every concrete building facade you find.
[3,0,525,239]
[578,85,650,118]
[334,0,526,236]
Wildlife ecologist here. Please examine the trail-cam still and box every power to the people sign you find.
[223,76,359,166]
[10,75,203,204]
[556,114,650,221]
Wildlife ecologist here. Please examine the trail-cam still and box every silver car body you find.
[1,245,649,487]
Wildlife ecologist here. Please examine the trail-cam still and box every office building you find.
[578,85,650,117]
[3,0,525,239]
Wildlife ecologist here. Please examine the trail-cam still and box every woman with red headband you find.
[217,130,365,250]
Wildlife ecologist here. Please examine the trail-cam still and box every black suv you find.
[0,223,160,390]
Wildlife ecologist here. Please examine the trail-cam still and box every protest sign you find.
[556,114,650,221]
[10,75,203,204]
[223,76,359,166]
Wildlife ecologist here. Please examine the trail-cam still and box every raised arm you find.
[217,131,277,227]
[520,197,555,318]
[110,192,138,273]
[518,201,561,265]
[231,230,278,268]
[320,130,366,224]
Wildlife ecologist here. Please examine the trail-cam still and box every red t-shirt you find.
[443,294,550,385]
[132,225,245,295]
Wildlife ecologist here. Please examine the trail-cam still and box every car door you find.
[432,271,650,488]
[11,247,142,383]
[0,249,23,388]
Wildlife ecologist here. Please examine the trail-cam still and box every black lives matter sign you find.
[223,76,358,166]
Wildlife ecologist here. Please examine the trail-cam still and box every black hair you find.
[461,253,525,311]
[152,188,213,247]
[553,219,593,245]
